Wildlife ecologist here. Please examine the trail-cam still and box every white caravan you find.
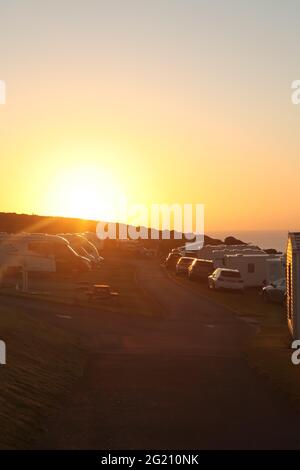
[224,253,283,288]
[212,248,266,268]
[197,244,262,262]
[0,233,91,276]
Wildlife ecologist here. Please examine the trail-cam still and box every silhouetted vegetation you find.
[0,212,246,255]
[0,212,97,234]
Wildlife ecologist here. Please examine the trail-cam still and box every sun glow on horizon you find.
[50,166,126,222]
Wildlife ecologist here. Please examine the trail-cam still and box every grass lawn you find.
[0,257,159,449]
[167,268,300,408]
[0,304,84,449]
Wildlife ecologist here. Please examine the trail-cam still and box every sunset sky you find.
[1,0,300,231]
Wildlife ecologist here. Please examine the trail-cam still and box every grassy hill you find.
[0,212,97,235]
[0,211,232,245]
[0,211,250,258]
[0,304,84,449]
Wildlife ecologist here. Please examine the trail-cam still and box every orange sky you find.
[1,1,300,231]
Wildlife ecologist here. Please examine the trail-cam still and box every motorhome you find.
[58,233,103,267]
[0,233,91,276]
[224,253,283,288]
[81,231,104,252]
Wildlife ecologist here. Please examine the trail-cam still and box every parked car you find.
[165,252,181,270]
[208,268,244,291]
[188,258,214,281]
[261,278,286,304]
[175,257,195,276]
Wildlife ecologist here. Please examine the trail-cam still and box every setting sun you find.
[51,166,125,222]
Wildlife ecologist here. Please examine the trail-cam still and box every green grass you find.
[0,258,160,449]
[0,305,84,449]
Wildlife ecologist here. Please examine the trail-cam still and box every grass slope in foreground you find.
[0,305,84,449]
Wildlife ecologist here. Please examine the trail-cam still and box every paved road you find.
[3,261,300,449]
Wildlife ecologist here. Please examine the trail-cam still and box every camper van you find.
[0,233,91,275]
[212,248,265,268]
[224,253,282,288]
[81,231,104,252]
[58,233,103,267]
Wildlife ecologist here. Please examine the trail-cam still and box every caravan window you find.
[248,263,255,273]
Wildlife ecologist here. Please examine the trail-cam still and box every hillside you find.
[0,212,245,249]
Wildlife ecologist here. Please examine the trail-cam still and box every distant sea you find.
[207,230,300,253]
